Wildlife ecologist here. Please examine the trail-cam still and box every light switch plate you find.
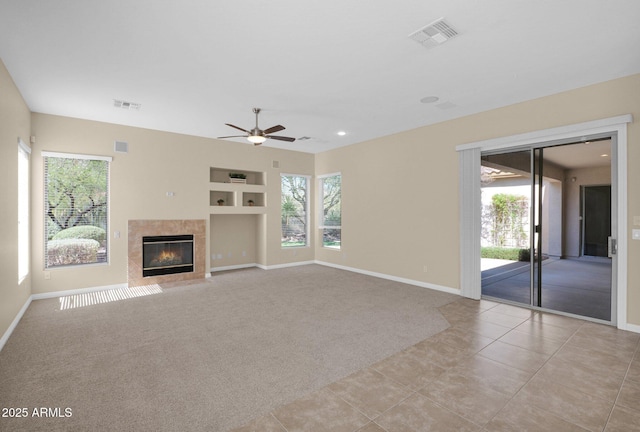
[633,229,640,240]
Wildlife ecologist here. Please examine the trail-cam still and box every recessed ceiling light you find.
[337,131,346,136]
[420,96,440,104]
[601,154,609,157]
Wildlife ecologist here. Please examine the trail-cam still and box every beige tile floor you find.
[232,298,640,432]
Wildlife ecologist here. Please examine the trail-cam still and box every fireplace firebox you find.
[142,235,194,277]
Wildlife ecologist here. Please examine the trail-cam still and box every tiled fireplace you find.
[128,219,206,287]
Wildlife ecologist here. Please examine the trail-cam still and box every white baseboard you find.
[211,261,316,272]
[210,263,258,273]
[623,322,640,334]
[262,260,316,270]
[0,295,32,352]
[314,260,460,295]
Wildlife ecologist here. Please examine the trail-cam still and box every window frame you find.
[318,172,342,250]
[43,151,112,269]
[280,173,311,248]
[18,138,31,283]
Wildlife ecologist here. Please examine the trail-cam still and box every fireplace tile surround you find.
[128,219,206,287]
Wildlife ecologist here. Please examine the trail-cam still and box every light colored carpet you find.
[0,265,457,431]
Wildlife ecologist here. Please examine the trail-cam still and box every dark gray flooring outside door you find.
[482,257,612,321]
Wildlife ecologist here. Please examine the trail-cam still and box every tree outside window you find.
[319,174,341,249]
[281,175,309,247]
[44,153,110,267]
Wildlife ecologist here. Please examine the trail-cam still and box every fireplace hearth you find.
[143,235,194,277]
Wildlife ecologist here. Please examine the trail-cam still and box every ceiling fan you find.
[218,108,296,145]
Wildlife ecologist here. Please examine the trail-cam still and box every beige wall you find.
[29,114,315,294]
[315,73,640,326]
[0,60,31,338]
[210,214,258,268]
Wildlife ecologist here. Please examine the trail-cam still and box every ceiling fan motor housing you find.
[218,107,296,144]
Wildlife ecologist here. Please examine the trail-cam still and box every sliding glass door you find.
[480,151,532,305]
[481,141,614,321]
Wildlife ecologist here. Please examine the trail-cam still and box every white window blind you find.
[18,139,30,282]
[43,152,111,268]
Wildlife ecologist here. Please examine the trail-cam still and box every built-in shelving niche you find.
[208,167,267,271]
[209,167,265,186]
[209,167,266,214]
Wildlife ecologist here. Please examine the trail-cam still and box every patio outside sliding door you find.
[480,150,532,306]
[481,141,613,322]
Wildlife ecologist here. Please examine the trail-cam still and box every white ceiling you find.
[1,1,639,154]
[544,139,612,170]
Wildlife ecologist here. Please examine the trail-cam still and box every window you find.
[281,174,309,247]
[43,152,111,268]
[319,173,341,249]
[18,139,30,283]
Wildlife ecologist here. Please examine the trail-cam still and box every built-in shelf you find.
[210,190,235,207]
[210,167,265,186]
[209,167,266,214]
[242,192,264,207]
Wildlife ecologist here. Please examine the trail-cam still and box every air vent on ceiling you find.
[113,99,141,110]
[409,18,459,49]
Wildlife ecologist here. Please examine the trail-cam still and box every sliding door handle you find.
[608,237,617,257]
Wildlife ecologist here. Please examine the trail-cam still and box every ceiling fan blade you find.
[267,135,296,142]
[225,123,249,133]
[263,125,285,135]
[217,135,247,139]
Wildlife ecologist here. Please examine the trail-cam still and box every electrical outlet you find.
[423,265,428,273]
[44,271,51,280]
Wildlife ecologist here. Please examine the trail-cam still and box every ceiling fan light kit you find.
[218,107,295,146]
[247,134,266,144]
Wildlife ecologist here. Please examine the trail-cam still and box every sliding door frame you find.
[457,115,631,329]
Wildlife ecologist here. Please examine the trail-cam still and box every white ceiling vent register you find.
[409,18,459,48]
[113,99,141,110]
